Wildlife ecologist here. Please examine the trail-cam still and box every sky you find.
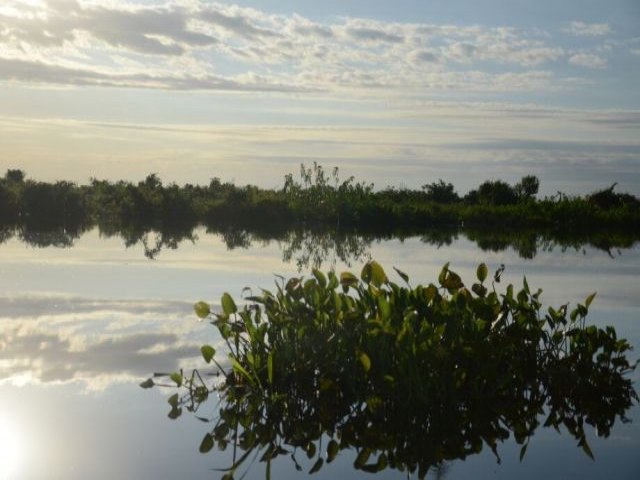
[0,0,639,194]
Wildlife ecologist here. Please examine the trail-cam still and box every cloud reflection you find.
[0,295,218,390]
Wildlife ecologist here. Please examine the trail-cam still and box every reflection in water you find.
[279,229,372,269]
[148,266,637,479]
[0,414,25,479]
[1,219,638,267]
[0,296,204,389]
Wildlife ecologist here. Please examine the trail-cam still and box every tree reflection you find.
[1,217,638,264]
[279,229,372,269]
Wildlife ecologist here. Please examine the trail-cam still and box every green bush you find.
[144,262,638,479]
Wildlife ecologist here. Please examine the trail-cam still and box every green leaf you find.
[438,262,450,285]
[306,442,316,459]
[199,433,214,453]
[519,442,528,462]
[443,270,463,290]
[472,283,487,297]
[361,261,387,287]
[194,301,210,319]
[327,440,339,463]
[201,345,216,363]
[393,267,409,284]
[167,393,179,407]
[167,406,182,420]
[354,448,372,468]
[377,296,391,321]
[477,263,488,283]
[340,271,359,288]
[267,352,274,384]
[424,284,438,302]
[358,351,371,373]
[221,293,237,315]
[170,372,183,387]
[585,292,597,308]
[579,438,595,460]
[230,356,254,385]
[312,268,327,287]
[309,458,324,474]
[139,378,154,389]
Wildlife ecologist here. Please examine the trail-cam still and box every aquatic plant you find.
[143,262,637,479]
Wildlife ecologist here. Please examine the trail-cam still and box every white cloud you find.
[0,294,215,389]
[569,52,608,69]
[0,1,626,94]
[565,21,611,37]
[408,49,440,65]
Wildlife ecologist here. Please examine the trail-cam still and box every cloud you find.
[0,56,313,92]
[569,52,608,69]
[0,1,218,55]
[409,49,439,65]
[287,15,333,39]
[343,21,405,44]
[565,21,612,37]
[0,1,627,94]
[0,295,194,319]
[199,9,280,40]
[447,138,640,155]
[0,294,219,389]
[448,42,478,62]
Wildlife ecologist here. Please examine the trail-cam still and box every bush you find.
[145,262,638,479]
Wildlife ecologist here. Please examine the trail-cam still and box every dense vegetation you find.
[1,164,639,235]
[143,262,637,479]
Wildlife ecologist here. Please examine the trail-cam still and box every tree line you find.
[1,164,638,234]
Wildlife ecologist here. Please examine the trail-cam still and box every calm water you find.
[0,227,638,480]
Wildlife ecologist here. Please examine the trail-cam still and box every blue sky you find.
[0,0,638,194]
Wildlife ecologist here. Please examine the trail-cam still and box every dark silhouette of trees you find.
[0,168,638,242]
[422,179,459,203]
[515,175,540,200]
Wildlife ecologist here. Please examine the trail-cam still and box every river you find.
[0,227,638,479]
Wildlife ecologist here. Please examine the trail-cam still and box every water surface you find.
[1,228,638,479]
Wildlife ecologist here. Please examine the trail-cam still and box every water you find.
[1,227,638,480]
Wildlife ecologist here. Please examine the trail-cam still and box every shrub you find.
[144,262,638,479]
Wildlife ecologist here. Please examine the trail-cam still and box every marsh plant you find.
[143,262,637,479]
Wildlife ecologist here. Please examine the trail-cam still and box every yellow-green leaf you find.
[477,263,488,283]
[358,351,371,373]
[361,261,387,287]
[170,372,183,387]
[340,271,359,288]
[267,352,274,384]
[194,301,210,319]
[221,293,237,315]
[201,345,216,363]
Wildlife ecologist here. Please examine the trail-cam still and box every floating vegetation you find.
[143,262,637,478]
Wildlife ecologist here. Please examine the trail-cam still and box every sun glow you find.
[0,415,25,480]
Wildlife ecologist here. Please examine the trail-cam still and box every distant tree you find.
[463,189,479,204]
[5,169,25,183]
[588,183,640,210]
[515,175,540,200]
[141,173,162,190]
[422,179,459,204]
[477,180,518,206]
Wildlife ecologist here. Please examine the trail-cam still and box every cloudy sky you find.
[0,0,639,194]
